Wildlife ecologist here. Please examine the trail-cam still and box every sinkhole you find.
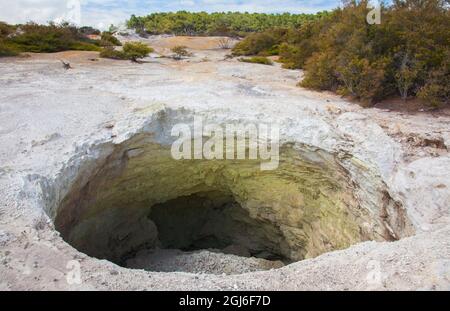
[51,129,414,275]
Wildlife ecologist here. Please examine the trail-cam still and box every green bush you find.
[335,56,388,103]
[101,42,153,61]
[417,51,450,107]
[171,45,190,60]
[232,29,288,56]
[300,52,338,91]
[123,41,153,61]
[278,43,302,69]
[69,42,101,51]
[100,32,122,46]
[0,23,18,56]
[0,22,16,39]
[279,38,317,69]
[79,26,101,36]
[239,56,273,65]
[0,22,102,55]
[99,47,127,59]
[0,39,19,57]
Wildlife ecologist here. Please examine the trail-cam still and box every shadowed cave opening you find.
[148,191,289,261]
[53,136,413,274]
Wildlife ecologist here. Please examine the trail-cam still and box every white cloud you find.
[0,0,68,24]
[0,0,133,29]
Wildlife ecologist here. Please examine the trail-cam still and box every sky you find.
[0,0,341,29]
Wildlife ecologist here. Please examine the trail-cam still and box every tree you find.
[232,30,286,56]
[395,53,419,101]
[79,26,100,35]
[126,12,322,36]
[101,42,154,61]
[122,42,153,62]
[336,55,387,103]
[300,52,338,91]
[418,50,450,107]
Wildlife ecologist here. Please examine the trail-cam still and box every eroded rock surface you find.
[54,123,413,266]
[0,37,449,290]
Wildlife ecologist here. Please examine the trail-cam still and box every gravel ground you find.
[126,249,284,275]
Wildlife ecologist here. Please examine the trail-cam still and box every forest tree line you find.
[126,11,327,36]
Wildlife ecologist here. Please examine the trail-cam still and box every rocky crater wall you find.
[38,108,415,270]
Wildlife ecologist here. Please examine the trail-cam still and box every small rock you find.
[104,123,115,129]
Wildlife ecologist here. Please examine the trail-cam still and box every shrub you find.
[0,39,19,57]
[4,22,102,54]
[258,44,280,57]
[418,82,450,107]
[79,26,101,36]
[300,52,338,91]
[232,30,285,56]
[279,40,316,69]
[238,56,273,65]
[417,51,450,107]
[123,41,153,61]
[0,22,106,57]
[99,47,127,60]
[278,43,303,69]
[101,42,153,61]
[100,32,122,46]
[335,56,387,103]
[171,45,190,60]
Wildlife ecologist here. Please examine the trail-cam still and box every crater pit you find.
[47,113,414,275]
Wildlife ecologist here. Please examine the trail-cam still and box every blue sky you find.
[0,0,342,29]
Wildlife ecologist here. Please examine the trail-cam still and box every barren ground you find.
[0,36,449,290]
